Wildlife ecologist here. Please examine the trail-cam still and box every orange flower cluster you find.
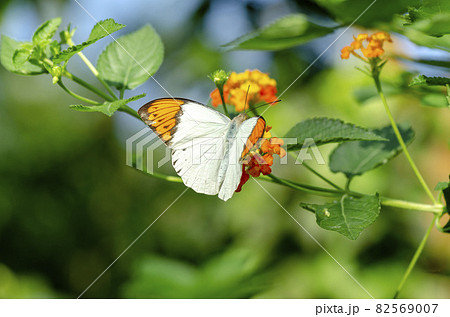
[235,126,286,192]
[210,70,278,112]
[341,32,392,60]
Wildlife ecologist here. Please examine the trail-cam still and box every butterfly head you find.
[232,112,249,124]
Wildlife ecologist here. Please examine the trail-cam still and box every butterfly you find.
[138,98,266,201]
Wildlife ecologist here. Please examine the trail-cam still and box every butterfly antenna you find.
[244,85,250,113]
[246,99,281,114]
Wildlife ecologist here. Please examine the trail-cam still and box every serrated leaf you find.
[406,1,450,37]
[300,194,380,240]
[87,18,125,42]
[410,75,450,87]
[32,17,61,46]
[97,25,163,90]
[329,123,415,178]
[69,93,145,116]
[52,43,88,63]
[53,19,125,64]
[223,14,333,50]
[12,48,31,65]
[1,35,46,75]
[284,117,387,151]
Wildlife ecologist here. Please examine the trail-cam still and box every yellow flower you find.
[210,69,278,112]
[236,126,286,193]
[341,31,392,61]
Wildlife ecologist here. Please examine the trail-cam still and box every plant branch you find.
[136,168,183,183]
[66,38,117,100]
[288,152,342,190]
[63,71,114,102]
[373,73,437,204]
[57,80,101,105]
[380,197,444,214]
[218,87,229,117]
[118,105,142,120]
[393,214,438,298]
[263,174,344,196]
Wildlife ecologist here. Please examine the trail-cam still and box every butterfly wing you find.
[218,116,266,201]
[138,98,231,196]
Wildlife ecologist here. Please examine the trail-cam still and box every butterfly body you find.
[138,98,266,201]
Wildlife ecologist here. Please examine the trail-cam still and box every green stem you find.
[393,214,439,298]
[373,73,437,204]
[136,168,183,183]
[120,87,125,100]
[57,80,101,105]
[218,87,229,117]
[66,39,117,100]
[263,174,343,196]
[64,71,114,102]
[289,151,342,190]
[42,58,113,103]
[118,105,142,120]
[380,197,444,214]
[345,177,352,192]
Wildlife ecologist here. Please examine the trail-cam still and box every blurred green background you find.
[0,0,449,298]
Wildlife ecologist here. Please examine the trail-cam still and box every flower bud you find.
[208,69,230,89]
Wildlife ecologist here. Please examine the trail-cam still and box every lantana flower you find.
[341,32,392,61]
[210,69,278,112]
[236,126,286,192]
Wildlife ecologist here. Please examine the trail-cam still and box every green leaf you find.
[406,1,450,36]
[442,221,450,233]
[437,176,450,233]
[1,35,46,75]
[435,181,449,191]
[52,19,125,64]
[410,13,450,37]
[87,18,125,42]
[52,43,88,64]
[409,75,450,87]
[315,0,418,27]
[403,58,450,69]
[70,93,145,117]
[12,48,32,65]
[222,14,333,50]
[284,117,387,151]
[420,93,449,108]
[32,17,62,46]
[329,123,415,178]
[97,25,164,90]
[300,194,381,240]
[447,85,450,106]
[400,27,450,52]
[353,85,399,105]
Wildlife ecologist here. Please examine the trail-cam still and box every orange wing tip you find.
[241,117,266,159]
[138,98,186,144]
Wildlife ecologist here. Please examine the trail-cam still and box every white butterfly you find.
[138,98,266,201]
